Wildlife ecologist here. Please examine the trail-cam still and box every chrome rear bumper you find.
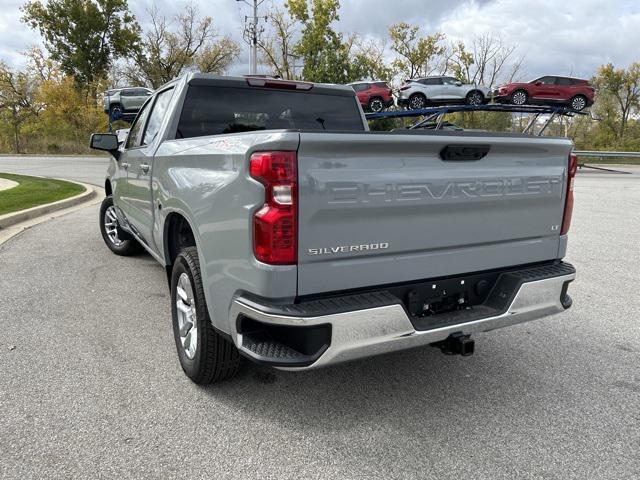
[229,267,575,370]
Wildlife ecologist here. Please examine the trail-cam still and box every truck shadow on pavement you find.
[201,335,557,431]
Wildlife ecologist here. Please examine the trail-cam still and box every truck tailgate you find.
[296,132,573,296]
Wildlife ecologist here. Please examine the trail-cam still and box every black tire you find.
[510,89,528,106]
[569,95,587,111]
[109,104,123,120]
[99,196,143,256]
[171,246,241,384]
[408,93,427,110]
[367,96,385,113]
[466,90,485,106]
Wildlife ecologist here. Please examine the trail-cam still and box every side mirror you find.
[535,81,542,86]
[90,133,120,158]
[455,81,462,86]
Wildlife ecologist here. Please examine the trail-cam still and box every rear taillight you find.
[250,151,297,264]
[561,153,578,235]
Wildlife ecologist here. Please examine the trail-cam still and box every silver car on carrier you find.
[397,76,490,109]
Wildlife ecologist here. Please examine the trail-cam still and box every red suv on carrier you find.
[348,81,394,112]
[494,75,595,111]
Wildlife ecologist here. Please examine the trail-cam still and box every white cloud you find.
[438,0,640,79]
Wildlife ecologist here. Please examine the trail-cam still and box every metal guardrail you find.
[573,150,640,158]
[572,151,638,174]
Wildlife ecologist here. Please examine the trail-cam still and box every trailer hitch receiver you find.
[433,332,475,356]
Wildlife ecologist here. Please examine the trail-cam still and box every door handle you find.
[121,162,129,170]
[140,163,150,174]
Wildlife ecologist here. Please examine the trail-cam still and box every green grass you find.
[0,173,85,216]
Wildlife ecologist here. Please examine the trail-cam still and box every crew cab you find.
[494,76,595,111]
[90,74,576,384]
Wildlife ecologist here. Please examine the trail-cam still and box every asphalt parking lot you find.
[0,158,639,479]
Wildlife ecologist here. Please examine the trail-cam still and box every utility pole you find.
[237,0,265,75]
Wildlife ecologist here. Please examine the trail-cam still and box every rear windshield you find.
[176,86,365,138]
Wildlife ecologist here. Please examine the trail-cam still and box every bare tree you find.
[257,8,298,79]
[23,46,58,82]
[124,5,240,88]
[448,33,523,88]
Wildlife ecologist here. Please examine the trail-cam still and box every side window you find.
[125,101,152,149]
[442,77,459,85]
[121,89,134,97]
[556,78,573,86]
[352,83,368,92]
[142,88,175,146]
[537,76,556,85]
[420,78,442,86]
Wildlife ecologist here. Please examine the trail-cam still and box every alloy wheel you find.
[369,99,384,113]
[104,206,123,246]
[409,95,426,109]
[176,273,198,360]
[512,91,527,105]
[571,96,586,111]
[468,92,483,106]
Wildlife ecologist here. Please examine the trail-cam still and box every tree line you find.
[1,0,639,154]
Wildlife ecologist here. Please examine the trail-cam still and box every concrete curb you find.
[0,179,96,229]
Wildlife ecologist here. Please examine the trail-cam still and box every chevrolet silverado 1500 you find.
[90,74,577,384]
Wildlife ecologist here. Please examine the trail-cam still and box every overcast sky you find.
[1,0,638,81]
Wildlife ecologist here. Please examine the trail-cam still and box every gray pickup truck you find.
[90,74,577,384]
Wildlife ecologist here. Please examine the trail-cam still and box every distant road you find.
[0,155,109,186]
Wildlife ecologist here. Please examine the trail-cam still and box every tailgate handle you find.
[440,145,490,161]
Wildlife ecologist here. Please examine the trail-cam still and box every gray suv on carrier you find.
[103,87,153,119]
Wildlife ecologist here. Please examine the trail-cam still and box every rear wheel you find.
[368,97,384,113]
[99,196,143,256]
[466,90,485,106]
[511,90,528,106]
[408,93,427,110]
[109,104,123,120]
[570,95,587,111]
[171,247,241,384]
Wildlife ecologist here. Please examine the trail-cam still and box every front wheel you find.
[99,196,143,256]
[511,89,528,106]
[171,247,241,384]
[570,95,587,111]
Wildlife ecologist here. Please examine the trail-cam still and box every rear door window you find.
[175,86,365,138]
[556,77,573,86]
[419,78,442,86]
[125,101,151,149]
[142,88,174,146]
